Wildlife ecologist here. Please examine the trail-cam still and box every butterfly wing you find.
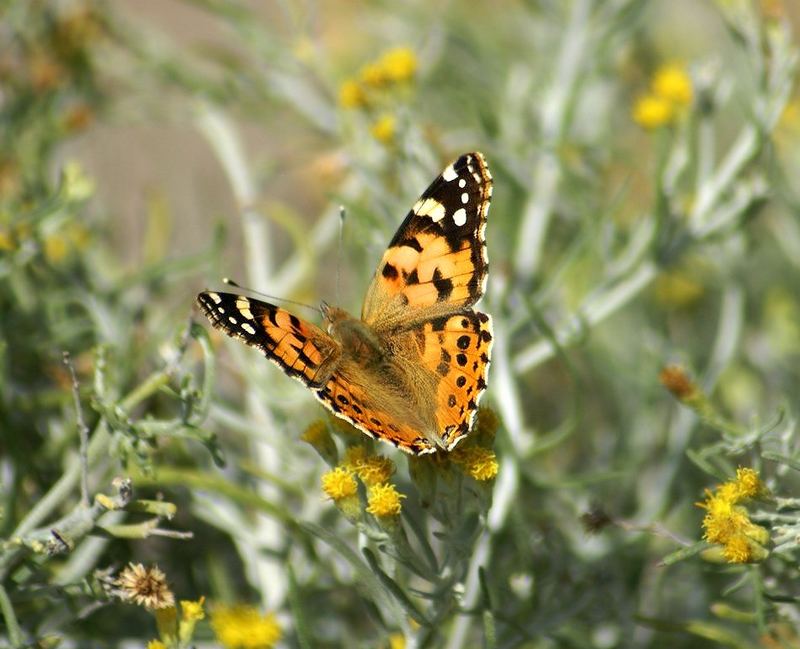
[416,310,493,450]
[361,152,492,330]
[196,291,340,388]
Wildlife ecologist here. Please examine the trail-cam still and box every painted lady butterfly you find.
[197,152,493,454]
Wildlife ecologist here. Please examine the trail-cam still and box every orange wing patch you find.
[316,374,435,454]
[197,292,339,388]
[417,310,493,449]
[362,152,492,325]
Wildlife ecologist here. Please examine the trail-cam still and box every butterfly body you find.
[198,152,493,455]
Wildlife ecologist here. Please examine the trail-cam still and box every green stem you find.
[0,582,24,647]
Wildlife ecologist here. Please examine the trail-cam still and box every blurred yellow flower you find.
[452,446,499,481]
[181,597,206,621]
[379,47,417,83]
[370,114,396,143]
[146,641,166,649]
[44,234,69,264]
[360,61,389,87]
[632,94,674,129]
[339,78,368,108]
[652,64,693,106]
[389,632,406,649]
[321,466,358,500]
[653,270,704,308]
[210,604,281,649]
[366,483,405,517]
[0,228,14,251]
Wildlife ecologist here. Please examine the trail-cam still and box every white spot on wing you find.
[228,316,238,324]
[452,208,467,226]
[242,323,256,335]
[461,192,469,204]
[414,197,446,222]
[208,293,222,304]
[442,164,458,182]
[459,178,466,188]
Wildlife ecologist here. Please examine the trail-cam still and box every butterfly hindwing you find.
[417,310,493,449]
[362,152,492,328]
[196,291,340,388]
[316,375,436,454]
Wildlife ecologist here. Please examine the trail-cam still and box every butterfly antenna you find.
[221,278,317,314]
[335,205,346,305]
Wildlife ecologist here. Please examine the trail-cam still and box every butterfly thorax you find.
[324,306,387,369]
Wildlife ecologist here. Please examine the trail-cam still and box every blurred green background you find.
[2,1,800,647]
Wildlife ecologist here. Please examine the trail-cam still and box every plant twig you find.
[63,351,90,508]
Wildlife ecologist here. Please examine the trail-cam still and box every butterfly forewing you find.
[196,291,339,388]
[362,152,492,329]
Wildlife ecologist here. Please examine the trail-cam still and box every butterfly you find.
[197,152,493,455]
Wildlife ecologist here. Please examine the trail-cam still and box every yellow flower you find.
[146,641,167,649]
[653,271,704,307]
[721,534,752,563]
[370,114,396,143]
[343,447,395,486]
[62,161,95,201]
[44,234,69,264]
[301,419,338,463]
[652,64,693,106]
[360,61,389,87]
[366,483,406,517]
[181,597,205,621]
[210,604,282,649]
[379,47,417,83]
[115,563,175,610]
[0,228,14,251]
[452,446,499,481]
[339,79,368,108]
[632,94,674,129]
[321,467,357,500]
[734,467,767,500]
[389,632,406,649]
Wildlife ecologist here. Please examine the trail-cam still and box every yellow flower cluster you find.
[632,63,693,130]
[338,46,417,144]
[210,604,282,649]
[697,467,770,563]
[321,446,406,519]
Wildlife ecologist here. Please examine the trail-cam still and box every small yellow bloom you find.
[652,64,693,106]
[339,79,368,108]
[379,47,417,83]
[44,234,69,264]
[210,604,282,649]
[370,114,396,143]
[0,228,14,251]
[632,94,674,129]
[344,447,395,486]
[653,271,704,307]
[62,161,95,201]
[360,61,388,87]
[115,563,175,610]
[366,483,405,517]
[181,597,206,621]
[721,534,752,563]
[146,641,167,649]
[734,467,767,500]
[452,446,499,481]
[389,632,406,649]
[321,467,358,500]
